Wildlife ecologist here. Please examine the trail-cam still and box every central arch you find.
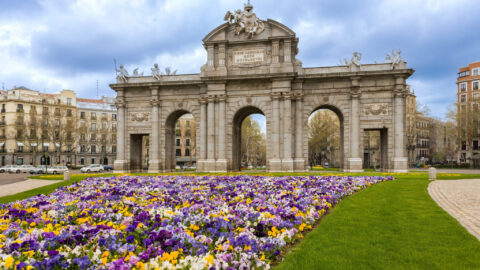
[232,106,265,171]
[308,104,345,170]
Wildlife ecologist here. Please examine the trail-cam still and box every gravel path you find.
[428,179,480,241]
[0,179,62,197]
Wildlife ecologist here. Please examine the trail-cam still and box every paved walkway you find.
[428,179,480,241]
[0,179,62,197]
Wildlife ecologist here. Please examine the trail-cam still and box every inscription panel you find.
[233,49,265,64]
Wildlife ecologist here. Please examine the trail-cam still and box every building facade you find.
[175,114,196,167]
[0,86,117,167]
[111,4,414,173]
[457,61,480,166]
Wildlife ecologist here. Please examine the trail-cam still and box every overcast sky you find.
[1,0,479,120]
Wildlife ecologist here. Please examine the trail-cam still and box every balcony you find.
[91,116,97,120]
[16,109,24,113]
[16,121,24,126]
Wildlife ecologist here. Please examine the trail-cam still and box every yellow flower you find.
[205,254,214,265]
[4,256,13,268]
[29,222,36,227]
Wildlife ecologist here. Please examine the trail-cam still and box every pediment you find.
[203,19,296,44]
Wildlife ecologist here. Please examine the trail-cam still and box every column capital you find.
[150,98,160,107]
[271,92,282,101]
[351,88,361,99]
[217,94,227,102]
[282,93,292,100]
[199,97,208,105]
[115,98,126,108]
[207,95,216,103]
[293,93,304,101]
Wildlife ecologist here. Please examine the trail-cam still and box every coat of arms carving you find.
[130,112,150,122]
[224,3,265,38]
[364,103,389,116]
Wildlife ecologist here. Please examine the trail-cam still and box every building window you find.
[112,145,117,153]
[460,83,467,91]
[30,106,36,114]
[81,145,86,153]
[43,146,48,152]
[102,145,106,152]
[67,98,72,105]
[474,81,479,91]
[43,107,48,115]
[55,119,60,127]
[17,104,23,112]
[459,71,470,78]
[112,123,117,131]
[91,123,96,131]
[112,114,117,121]
[80,158,85,165]
[461,94,466,102]
[462,141,467,150]
[91,158,95,164]
[176,139,180,146]
[474,140,479,150]
[80,111,85,119]
[185,149,190,156]
[91,145,96,153]
[67,145,71,152]
[18,145,23,152]
[102,112,106,119]
[186,139,190,146]
[91,112,96,120]
[66,109,72,116]
[176,149,181,156]
[473,68,479,76]
[112,134,117,141]
[1,104,5,113]
[103,122,108,130]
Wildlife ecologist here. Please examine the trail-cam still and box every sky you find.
[1,0,479,122]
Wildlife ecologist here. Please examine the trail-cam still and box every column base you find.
[202,159,217,172]
[344,158,364,172]
[215,159,228,172]
[196,159,207,172]
[114,160,128,173]
[282,158,294,172]
[148,159,162,173]
[268,158,282,172]
[392,157,408,173]
[294,158,306,171]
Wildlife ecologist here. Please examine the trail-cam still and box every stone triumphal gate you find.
[110,4,413,173]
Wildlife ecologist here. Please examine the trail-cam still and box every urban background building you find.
[457,61,480,167]
[0,86,117,167]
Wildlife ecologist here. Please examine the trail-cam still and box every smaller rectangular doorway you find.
[130,134,149,172]
[363,128,388,171]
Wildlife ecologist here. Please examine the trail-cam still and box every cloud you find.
[0,0,478,119]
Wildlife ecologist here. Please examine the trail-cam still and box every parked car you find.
[0,165,15,173]
[17,165,35,173]
[46,166,69,175]
[29,166,47,174]
[80,164,104,173]
[103,165,114,171]
[7,165,23,174]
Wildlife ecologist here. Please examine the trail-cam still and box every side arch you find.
[163,109,196,171]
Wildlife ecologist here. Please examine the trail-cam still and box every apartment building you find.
[457,61,480,165]
[0,86,116,167]
[174,114,196,167]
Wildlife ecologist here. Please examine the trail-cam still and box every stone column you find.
[393,76,408,172]
[272,40,280,64]
[207,45,214,68]
[148,87,161,173]
[346,78,363,172]
[282,94,293,171]
[113,89,128,172]
[269,93,282,171]
[294,94,305,171]
[206,96,216,171]
[197,97,208,171]
[216,95,227,171]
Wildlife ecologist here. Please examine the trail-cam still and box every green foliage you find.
[241,115,266,167]
[308,110,340,167]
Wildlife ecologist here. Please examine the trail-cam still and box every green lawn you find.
[1,172,479,269]
[274,174,480,269]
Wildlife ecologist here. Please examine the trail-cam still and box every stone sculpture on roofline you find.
[116,64,129,82]
[224,1,265,38]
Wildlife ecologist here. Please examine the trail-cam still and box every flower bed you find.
[0,175,394,269]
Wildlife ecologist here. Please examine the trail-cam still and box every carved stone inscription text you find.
[364,103,389,116]
[234,49,264,64]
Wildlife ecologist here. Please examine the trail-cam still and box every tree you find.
[308,110,340,167]
[444,103,458,163]
[241,115,266,167]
